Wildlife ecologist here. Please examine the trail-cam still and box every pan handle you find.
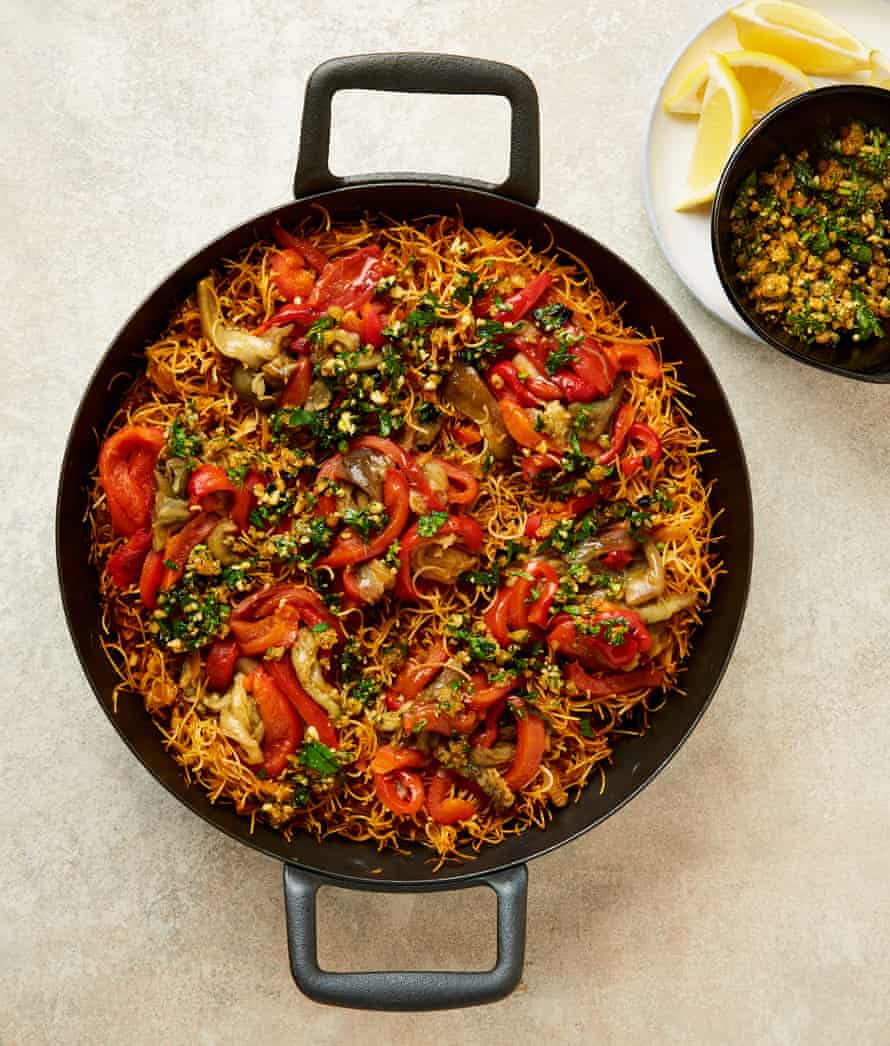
[283,862,528,1010]
[294,53,540,205]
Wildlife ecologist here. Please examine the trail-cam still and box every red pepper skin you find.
[272,220,329,274]
[360,301,385,348]
[502,699,547,792]
[369,745,427,775]
[598,403,635,466]
[548,608,652,670]
[396,515,485,599]
[565,660,663,697]
[230,582,339,634]
[107,528,153,588]
[483,587,514,647]
[401,702,478,736]
[309,246,383,313]
[497,273,552,322]
[188,465,238,508]
[263,655,338,749]
[621,422,662,477]
[270,249,315,300]
[259,301,323,332]
[451,422,482,448]
[98,425,166,537]
[385,641,449,710]
[206,638,239,692]
[521,453,563,482]
[488,361,544,407]
[472,697,507,748]
[247,667,302,777]
[434,460,479,506]
[499,399,548,451]
[426,769,478,825]
[467,673,516,711]
[279,356,313,407]
[318,468,410,569]
[602,549,633,571]
[374,769,425,816]
[160,512,221,591]
[600,341,661,380]
[508,560,561,629]
[139,549,165,611]
[230,469,263,533]
[229,604,303,656]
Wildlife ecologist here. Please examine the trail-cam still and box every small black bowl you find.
[711,84,890,383]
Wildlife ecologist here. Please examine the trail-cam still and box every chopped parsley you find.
[298,740,342,777]
[417,510,449,537]
[533,302,572,332]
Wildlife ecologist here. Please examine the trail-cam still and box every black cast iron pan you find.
[56,53,753,1010]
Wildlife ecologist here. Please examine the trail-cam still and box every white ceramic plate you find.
[643,0,890,337]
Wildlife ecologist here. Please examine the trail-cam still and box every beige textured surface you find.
[2,0,889,1042]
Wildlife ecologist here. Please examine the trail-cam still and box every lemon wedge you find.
[729,0,870,75]
[675,54,753,211]
[664,49,811,118]
[869,50,890,89]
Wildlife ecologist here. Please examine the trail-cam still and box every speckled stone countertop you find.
[3,1,889,1042]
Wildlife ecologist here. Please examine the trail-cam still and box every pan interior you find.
[57,183,752,886]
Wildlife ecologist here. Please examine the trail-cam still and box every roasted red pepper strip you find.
[597,403,635,466]
[508,560,561,629]
[272,219,329,274]
[206,637,239,692]
[621,422,662,477]
[385,641,449,710]
[230,469,263,533]
[107,528,153,588]
[402,703,478,736]
[263,655,338,749]
[309,245,383,312]
[258,301,322,332]
[98,425,166,537]
[426,769,479,825]
[435,460,479,506]
[160,512,221,591]
[497,273,552,322]
[467,673,516,711]
[502,699,547,792]
[279,356,313,407]
[521,453,562,482]
[139,549,165,611]
[229,604,303,656]
[483,587,514,647]
[374,769,425,816]
[551,342,616,402]
[188,464,238,508]
[247,667,302,777]
[600,340,661,380]
[499,399,548,451]
[488,360,544,407]
[369,745,427,775]
[450,422,483,448]
[396,515,485,599]
[473,697,507,748]
[565,660,663,697]
[318,469,410,569]
[270,249,315,300]
[360,301,385,348]
[602,549,633,571]
[548,608,652,670]
[230,582,339,634]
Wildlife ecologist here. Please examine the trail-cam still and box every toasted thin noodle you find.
[89,213,718,868]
